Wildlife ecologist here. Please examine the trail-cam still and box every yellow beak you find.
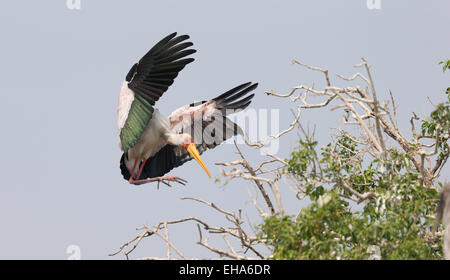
[185,143,211,178]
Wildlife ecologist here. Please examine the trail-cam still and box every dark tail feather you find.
[120,153,131,181]
[120,143,207,182]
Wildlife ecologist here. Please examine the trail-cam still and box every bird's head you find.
[170,133,211,178]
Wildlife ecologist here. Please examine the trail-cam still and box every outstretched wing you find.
[169,82,257,147]
[119,32,196,153]
[120,82,258,180]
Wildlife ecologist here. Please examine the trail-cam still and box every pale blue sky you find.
[0,0,449,259]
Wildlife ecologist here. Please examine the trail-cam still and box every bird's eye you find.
[184,136,193,145]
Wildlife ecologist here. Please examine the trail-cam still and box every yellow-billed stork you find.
[118,32,257,185]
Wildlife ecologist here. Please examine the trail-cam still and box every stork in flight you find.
[118,32,257,185]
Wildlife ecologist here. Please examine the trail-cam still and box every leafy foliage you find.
[421,61,450,159]
[439,59,450,94]
[439,59,450,73]
[261,139,441,259]
[258,61,450,259]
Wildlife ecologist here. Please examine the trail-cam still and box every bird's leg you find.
[128,157,139,183]
[129,176,188,187]
[135,158,147,180]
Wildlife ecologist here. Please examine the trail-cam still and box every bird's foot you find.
[129,176,188,188]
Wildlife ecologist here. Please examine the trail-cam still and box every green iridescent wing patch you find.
[119,90,155,153]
